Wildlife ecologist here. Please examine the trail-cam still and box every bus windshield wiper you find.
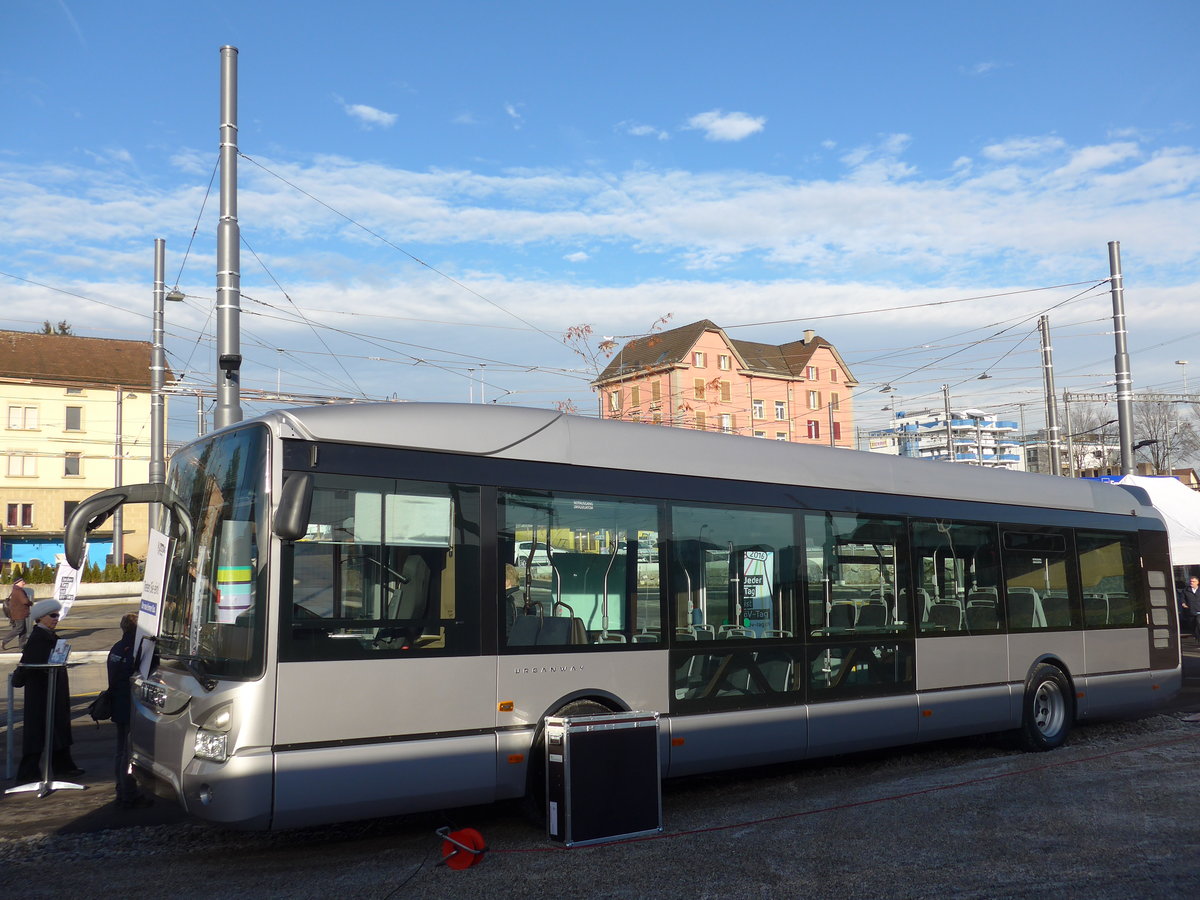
[155,648,218,692]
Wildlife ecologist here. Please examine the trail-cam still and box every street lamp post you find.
[1177,360,1189,393]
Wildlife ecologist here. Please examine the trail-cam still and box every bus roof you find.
[255,402,1158,521]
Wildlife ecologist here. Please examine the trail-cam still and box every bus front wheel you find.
[1018,663,1073,751]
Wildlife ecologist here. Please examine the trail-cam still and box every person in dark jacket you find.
[107,612,150,807]
[14,598,83,783]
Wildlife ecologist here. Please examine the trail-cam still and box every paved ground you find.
[2,597,1199,841]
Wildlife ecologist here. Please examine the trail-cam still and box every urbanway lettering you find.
[514,665,586,675]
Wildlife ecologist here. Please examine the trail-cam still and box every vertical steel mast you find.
[214,45,243,429]
[1109,241,1134,476]
[150,239,167,484]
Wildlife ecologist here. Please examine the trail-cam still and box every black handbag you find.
[87,688,113,723]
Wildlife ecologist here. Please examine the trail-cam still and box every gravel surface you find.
[2,712,1197,898]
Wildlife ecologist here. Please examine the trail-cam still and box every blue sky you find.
[2,1,1199,443]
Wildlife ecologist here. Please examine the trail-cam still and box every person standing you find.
[107,612,150,808]
[2,577,33,649]
[1179,575,1200,640]
[13,598,83,783]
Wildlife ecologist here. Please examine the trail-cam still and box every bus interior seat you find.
[693,623,716,639]
[1041,592,1072,627]
[1084,593,1109,624]
[929,602,963,630]
[857,600,889,628]
[828,601,858,630]
[632,632,659,643]
[507,613,587,646]
[965,600,999,631]
[721,626,755,639]
[1107,593,1133,624]
[1006,588,1046,628]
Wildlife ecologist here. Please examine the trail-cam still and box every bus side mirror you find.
[275,473,314,542]
[65,483,193,570]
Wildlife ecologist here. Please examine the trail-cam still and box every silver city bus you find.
[65,403,1182,829]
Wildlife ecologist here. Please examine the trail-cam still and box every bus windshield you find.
[157,424,269,679]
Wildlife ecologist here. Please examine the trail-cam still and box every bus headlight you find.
[193,702,234,763]
[194,729,228,763]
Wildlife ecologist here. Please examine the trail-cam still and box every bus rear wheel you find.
[1018,664,1073,751]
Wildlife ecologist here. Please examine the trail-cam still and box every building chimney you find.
[803,329,815,344]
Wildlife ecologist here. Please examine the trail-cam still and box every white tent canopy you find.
[1117,475,1200,568]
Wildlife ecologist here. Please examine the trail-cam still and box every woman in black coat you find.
[14,599,82,784]
[107,612,149,806]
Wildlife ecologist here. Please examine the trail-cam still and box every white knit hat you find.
[30,599,62,622]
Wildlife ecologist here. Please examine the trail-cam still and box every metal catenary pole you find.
[151,239,166,485]
[1039,315,1062,475]
[1109,241,1135,475]
[215,45,243,430]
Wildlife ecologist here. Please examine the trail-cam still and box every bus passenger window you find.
[910,520,1000,635]
[805,513,910,637]
[1076,531,1141,628]
[1001,529,1072,632]
[500,490,663,649]
[281,474,480,661]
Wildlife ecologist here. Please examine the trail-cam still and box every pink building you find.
[592,319,857,446]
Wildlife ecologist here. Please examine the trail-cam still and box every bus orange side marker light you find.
[507,754,525,764]
[437,826,487,870]
[498,701,514,712]
[1152,684,1160,691]
[921,710,933,717]
[671,737,685,747]
[1077,691,1086,699]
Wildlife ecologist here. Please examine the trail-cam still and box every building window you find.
[695,411,707,430]
[693,351,706,368]
[719,381,731,402]
[831,368,840,382]
[719,414,733,434]
[694,378,706,400]
[7,453,36,477]
[64,452,82,477]
[807,419,821,440]
[718,355,731,370]
[832,422,842,442]
[608,390,622,413]
[6,503,33,528]
[65,387,83,395]
[652,413,662,424]
[775,400,786,420]
[775,432,788,441]
[752,399,764,418]
[808,390,821,410]
[754,430,766,438]
[806,366,818,380]
[65,406,82,431]
[630,386,641,406]
[651,381,661,402]
[7,406,37,430]
[830,392,840,411]
[63,500,79,527]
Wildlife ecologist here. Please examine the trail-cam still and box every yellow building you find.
[1,329,161,572]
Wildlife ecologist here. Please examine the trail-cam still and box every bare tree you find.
[1063,401,1120,472]
[1133,399,1200,472]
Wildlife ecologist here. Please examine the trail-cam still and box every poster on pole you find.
[52,553,84,622]
[137,528,171,677]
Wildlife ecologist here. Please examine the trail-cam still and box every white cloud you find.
[618,121,669,141]
[685,109,765,142]
[339,99,398,129]
[564,251,589,263]
[504,102,524,129]
[982,136,1067,161]
[964,61,1006,76]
